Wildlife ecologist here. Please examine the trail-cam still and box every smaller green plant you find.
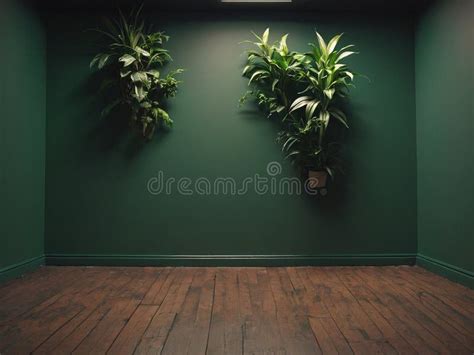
[90,6,183,139]
[240,29,359,178]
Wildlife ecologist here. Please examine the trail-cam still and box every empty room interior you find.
[0,0,473,353]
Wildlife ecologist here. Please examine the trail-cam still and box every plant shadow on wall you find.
[88,5,183,156]
[240,28,363,197]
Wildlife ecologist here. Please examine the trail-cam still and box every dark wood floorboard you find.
[0,266,472,354]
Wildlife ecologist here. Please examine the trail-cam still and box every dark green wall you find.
[44,12,417,261]
[0,1,45,276]
[416,0,474,275]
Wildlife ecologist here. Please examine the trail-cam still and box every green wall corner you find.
[415,0,474,281]
[0,0,46,280]
[0,255,45,284]
[417,254,474,289]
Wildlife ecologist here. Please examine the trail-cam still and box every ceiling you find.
[31,0,433,13]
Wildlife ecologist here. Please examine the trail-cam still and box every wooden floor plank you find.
[40,268,141,354]
[0,267,84,324]
[70,268,157,354]
[291,267,331,318]
[141,267,173,305]
[334,267,418,355]
[396,266,474,318]
[305,267,385,353]
[0,267,57,303]
[394,271,474,342]
[206,269,227,354]
[72,298,140,354]
[160,268,215,354]
[107,305,159,355]
[369,267,473,353]
[349,268,443,354]
[0,265,472,355]
[308,316,352,355]
[241,268,287,354]
[32,269,127,354]
[409,266,474,302]
[1,268,118,353]
[134,268,195,354]
[267,268,321,355]
[217,268,242,354]
[355,267,459,354]
[159,268,205,354]
[185,268,216,353]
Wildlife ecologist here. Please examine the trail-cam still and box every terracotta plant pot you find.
[307,170,328,189]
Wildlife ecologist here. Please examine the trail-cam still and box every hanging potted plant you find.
[240,29,359,190]
[90,6,183,140]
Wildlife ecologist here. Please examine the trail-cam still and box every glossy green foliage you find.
[241,28,358,176]
[90,6,183,139]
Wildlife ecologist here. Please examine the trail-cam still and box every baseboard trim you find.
[416,254,473,289]
[4,254,470,288]
[45,253,416,267]
[0,255,45,283]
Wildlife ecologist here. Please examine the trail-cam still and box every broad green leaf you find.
[329,108,349,128]
[316,32,328,57]
[90,54,102,69]
[279,34,289,54]
[337,44,355,52]
[147,69,160,78]
[133,85,147,102]
[272,78,279,92]
[290,100,310,113]
[327,33,342,54]
[248,70,268,85]
[285,150,300,159]
[309,43,322,60]
[305,100,320,120]
[135,46,150,57]
[120,69,132,78]
[335,51,355,63]
[333,64,346,71]
[290,96,312,110]
[131,71,148,82]
[344,71,354,80]
[152,107,173,126]
[149,51,171,64]
[282,136,299,151]
[119,54,136,67]
[323,88,335,99]
[93,53,111,69]
[320,111,330,128]
[262,28,270,45]
[308,75,319,87]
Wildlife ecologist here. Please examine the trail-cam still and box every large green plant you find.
[90,7,183,139]
[240,29,358,177]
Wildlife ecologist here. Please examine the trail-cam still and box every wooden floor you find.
[0,266,473,354]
